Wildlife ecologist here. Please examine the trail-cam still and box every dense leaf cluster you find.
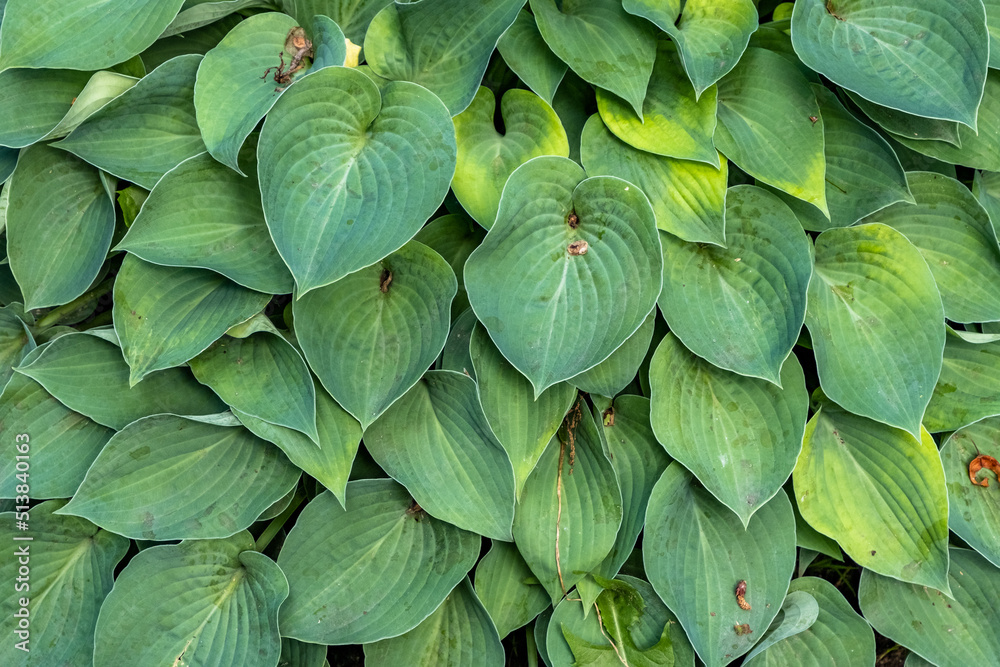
[2,0,1000,665]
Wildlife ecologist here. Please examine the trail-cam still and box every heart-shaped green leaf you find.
[363,578,505,666]
[235,382,362,509]
[465,156,662,396]
[805,223,945,437]
[277,480,481,644]
[791,0,988,128]
[160,0,271,38]
[808,85,914,228]
[294,240,455,429]
[139,14,240,70]
[469,324,577,499]
[496,9,568,105]
[0,69,90,148]
[590,395,670,580]
[643,464,796,667]
[258,65,455,293]
[659,186,813,384]
[16,331,226,429]
[889,71,1000,172]
[546,576,697,667]
[0,500,128,667]
[0,0,185,71]
[530,0,657,118]
[742,591,820,663]
[58,414,300,540]
[742,577,875,666]
[5,144,115,310]
[925,330,1000,432]
[580,114,727,246]
[414,212,485,316]
[43,72,140,144]
[440,306,478,378]
[194,12,344,173]
[113,255,271,385]
[513,401,622,604]
[93,531,287,667]
[53,55,207,189]
[279,0,391,44]
[0,304,33,385]
[623,0,758,98]
[793,404,950,592]
[115,150,293,294]
[715,47,827,214]
[847,91,961,146]
[365,370,516,540]
[860,548,1000,665]
[597,40,719,166]
[650,334,809,527]
[364,0,522,115]
[474,540,551,638]
[569,313,653,397]
[862,171,1000,323]
[940,418,1000,568]
[452,86,569,228]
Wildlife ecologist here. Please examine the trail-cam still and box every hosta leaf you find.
[569,313,653,397]
[974,169,1000,236]
[364,0,523,115]
[596,40,719,166]
[0,303,33,386]
[860,548,1000,665]
[469,325,576,498]
[650,334,809,527]
[0,147,16,184]
[805,223,944,437]
[591,395,670,579]
[580,114,727,246]
[294,240,455,429]
[643,465,796,667]
[741,591,819,663]
[363,578,504,666]
[440,306,478,378]
[5,144,115,310]
[116,151,293,294]
[465,156,662,396]
[809,85,914,228]
[530,0,657,118]
[58,414,300,540]
[847,91,961,146]
[93,531,287,667]
[365,371,516,541]
[16,331,226,429]
[0,374,112,499]
[513,402,622,604]
[660,186,812,384]
[496,9,568,105]
[235,383,361,508]
[414,212,485,315]
[862,171,1000,323]
[53,54,207,189]
[190,331,317,441]
[889,71,1000,171]
[279,637,326,667]
[279,0,391,44]
[623,0,758,98]
[0,0,185,71]
[793,404,950,592]
[259,65,455,293]
[0,69,90,148]
[790,0,988,128]
[0,501,128,667]
[140,14,241,70]
[940,418,1000,568]
[474,540,551,638]
[160,0,271,38]
[277,480,481,644]
[546,576,696,667]
[452,86,569,228]
[194,12,343,173]
[44,71,140,142]
[551,71,593,163]
[715,47,827,214]
[925,330,1000,433]
[742,577,875,666]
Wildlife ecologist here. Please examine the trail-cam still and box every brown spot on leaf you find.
[734,623,752,636]
[602,406,615,427]
[736,580,751,610]
[568,240,588,255]
[567,211,579,228]
[380,269,393,293]
[970,454,1000,487]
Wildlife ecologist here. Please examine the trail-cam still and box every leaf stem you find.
[255,489,306,553]
[34,276,116,330]
[526,626,539,667]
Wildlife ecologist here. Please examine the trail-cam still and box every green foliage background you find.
[1,0,1000,665]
